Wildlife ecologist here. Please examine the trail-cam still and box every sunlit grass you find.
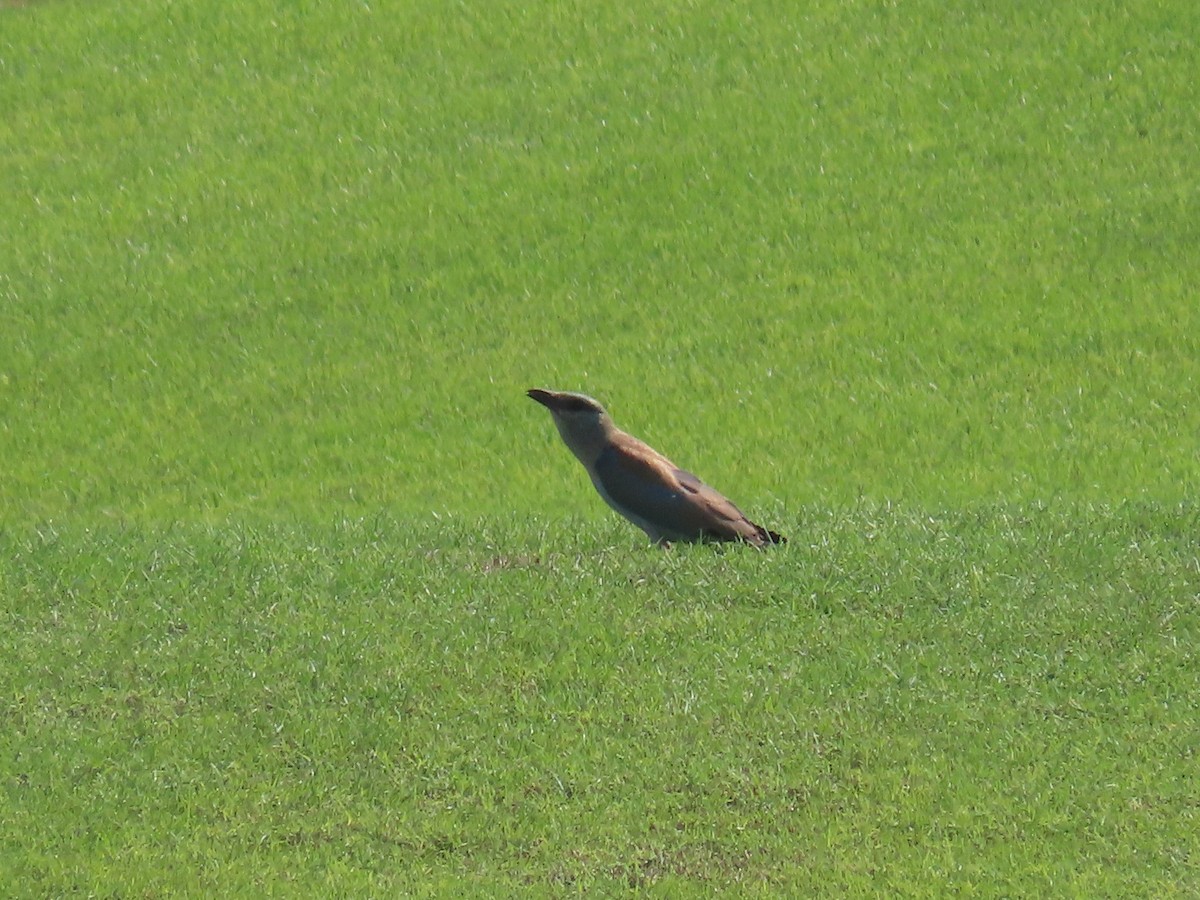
[2,0,1197,521]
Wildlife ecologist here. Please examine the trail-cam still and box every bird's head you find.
[527,388,614,464]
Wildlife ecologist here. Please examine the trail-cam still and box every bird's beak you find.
[526,388,556,408]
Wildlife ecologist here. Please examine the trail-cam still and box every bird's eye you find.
[563,397,595,413]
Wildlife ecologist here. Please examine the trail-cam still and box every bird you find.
[526,388,785,547]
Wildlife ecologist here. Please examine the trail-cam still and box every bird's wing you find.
[592,436,765,543]
[675,468,786,545]
[672,467,753,524]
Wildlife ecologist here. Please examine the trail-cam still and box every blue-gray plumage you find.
[527,388,785,547]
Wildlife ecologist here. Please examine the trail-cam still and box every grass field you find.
[2,0,1198,894]
[5,508,1198,894]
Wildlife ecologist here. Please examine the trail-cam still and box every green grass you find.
[2,0,1199,893]
[3,507,1198,894]
[2,0,1197,520]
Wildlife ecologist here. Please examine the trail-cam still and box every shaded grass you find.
[3,505,1197,893]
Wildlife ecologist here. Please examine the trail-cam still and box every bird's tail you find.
[758,526,787,546]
